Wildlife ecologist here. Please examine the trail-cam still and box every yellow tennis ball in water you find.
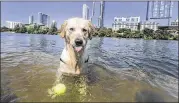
[53,83,66,95]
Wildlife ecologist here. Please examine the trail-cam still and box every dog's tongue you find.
[75,46,83,52]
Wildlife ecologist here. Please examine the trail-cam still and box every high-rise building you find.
[38,12,50,27]
[98,1,105,28]
[51,20,57,28]
[38,12,43,24]
[29,15,34,24]
[92,2,95,17]
[47,15,50,27]
[90,2,95,22]
[82,4,89,20]
[112,16,140,31]
[150,1,173,19]
[6,21,22,29]
[149,1,173,26]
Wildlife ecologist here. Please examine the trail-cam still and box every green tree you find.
[112,32,122,37]
[163,30,171,40]
[117,28,129,33]
[143,28,154,39]
[116,29,123,33]
[40,27,49,34]
[132,30,141,38]
[154,29,172,40]
[1,26,9,32]
[14,24,20,33]
[34,24,40,31]
[48,24,57,35]
[106,28,113,37]
[97,27,109,37]
[19,25,27,33]
[122,29,131,38]
[173,35,178,40]
[27,26,34,34]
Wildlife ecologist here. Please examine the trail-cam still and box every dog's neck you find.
[67,44,83,67]
[60,44,84,74]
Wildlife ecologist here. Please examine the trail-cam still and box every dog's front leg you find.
[54,69,63,85]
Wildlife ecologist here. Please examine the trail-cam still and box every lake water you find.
[1,32,178,102]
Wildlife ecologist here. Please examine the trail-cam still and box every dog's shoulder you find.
[60,47,70,61]
[82,47,89,62]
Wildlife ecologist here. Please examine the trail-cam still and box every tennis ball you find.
[53,83,66,95]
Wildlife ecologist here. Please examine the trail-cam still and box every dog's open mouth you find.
[74,46,83,52]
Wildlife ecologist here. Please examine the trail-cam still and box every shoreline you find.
[1,32,178,41]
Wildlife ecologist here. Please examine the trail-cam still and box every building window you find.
[126,18,129,21]
[131,18,135,22]
[136,18,138,22]
[115,25,117,28]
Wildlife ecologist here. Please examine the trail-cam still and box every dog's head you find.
[58,17,95,53]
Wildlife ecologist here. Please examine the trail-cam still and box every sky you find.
[1,1,178,28]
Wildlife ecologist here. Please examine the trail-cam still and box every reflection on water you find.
[1,33,178,102]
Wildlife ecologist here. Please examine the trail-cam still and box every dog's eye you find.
[82,28,87,32]
[69,28,75,31]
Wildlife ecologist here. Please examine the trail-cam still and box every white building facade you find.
[29,15,34,24]
[82,4,89,20]
[171,19,178,26]
[139,21,159,31]
[6,21,22,29]
[112,16,140,31]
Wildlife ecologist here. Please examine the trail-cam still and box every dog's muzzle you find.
[74,38,84,52]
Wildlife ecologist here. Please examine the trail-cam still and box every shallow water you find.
[1,32,178,102]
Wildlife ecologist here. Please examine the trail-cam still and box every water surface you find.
[1,33,178,102]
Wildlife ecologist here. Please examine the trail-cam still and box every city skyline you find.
[1,1,178,28]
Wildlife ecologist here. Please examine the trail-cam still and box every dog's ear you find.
[88,21,96,40]
[58,20,67,38]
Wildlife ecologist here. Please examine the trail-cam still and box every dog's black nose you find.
[75,39,83,46]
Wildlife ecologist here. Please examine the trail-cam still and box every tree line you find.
[1,23,58,35]
[1,25,178,40]
[93,27,178,40]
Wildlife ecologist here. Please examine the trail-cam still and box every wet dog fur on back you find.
[57,17,95,75]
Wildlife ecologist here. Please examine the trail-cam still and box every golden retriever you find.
[57,17,95,76]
